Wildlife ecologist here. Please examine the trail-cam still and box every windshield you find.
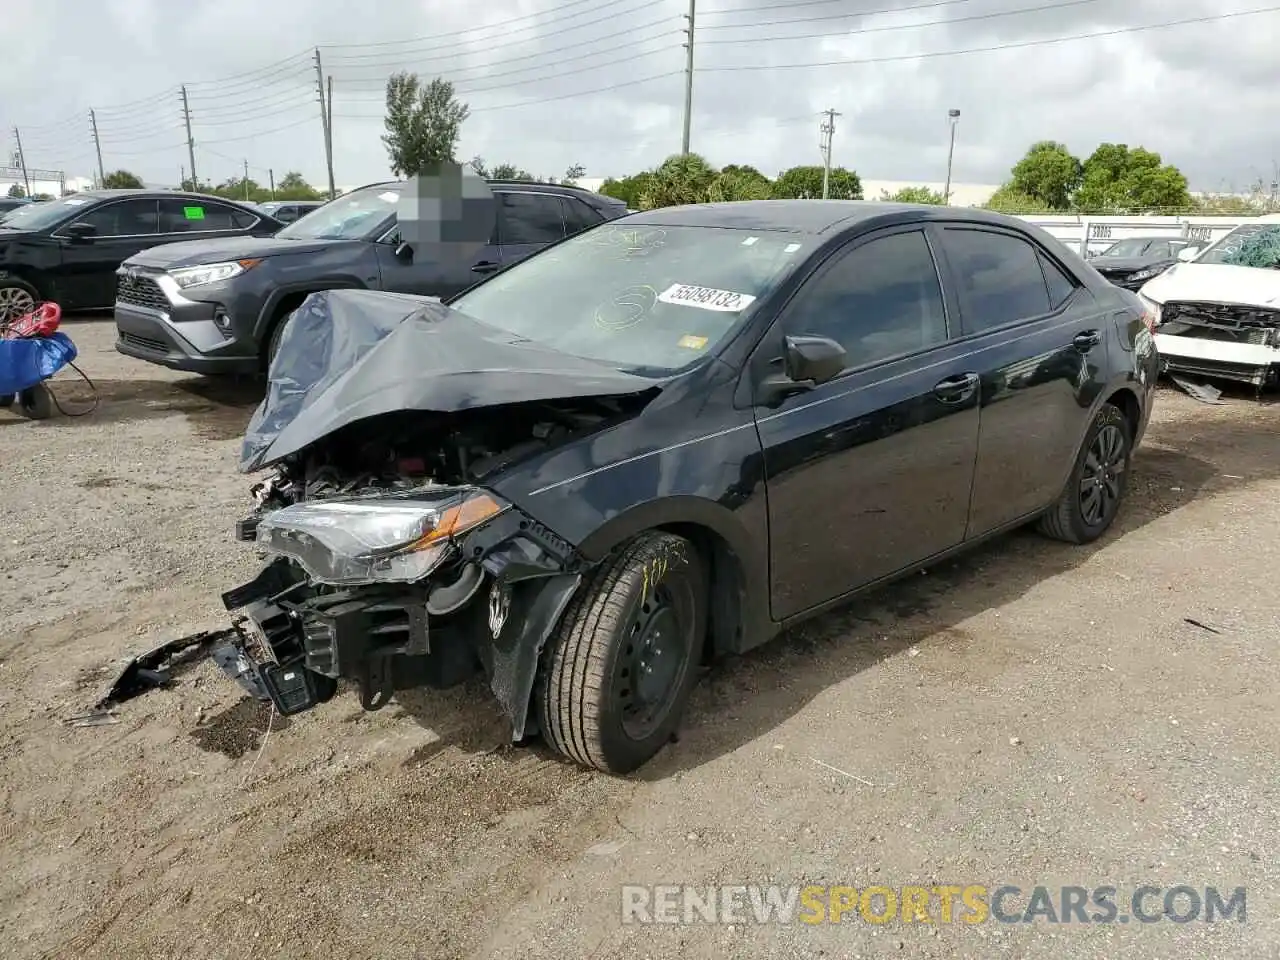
[449,223,815,375]
[1195,223,1280,268]
[276,185,398,240]
[1098,238,1152,258]
[0,196,91,231]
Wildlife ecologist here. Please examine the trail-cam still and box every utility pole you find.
[89,110,106,188]
[12,128,30,197]
[269,168,276,200]
[315,49,336,200]
[243,159,250,201]
[818,109,840,199]
[680,0,696,154]
[180,165,185,190]
[180,85,197,189]
[943,108,960,205]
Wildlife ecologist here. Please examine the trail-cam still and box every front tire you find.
[537,531,706,774]
[1037,402,1131,544]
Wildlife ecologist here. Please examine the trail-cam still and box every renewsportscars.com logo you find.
[621,884,1247,926]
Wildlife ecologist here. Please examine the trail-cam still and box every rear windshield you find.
[450,223,816,376]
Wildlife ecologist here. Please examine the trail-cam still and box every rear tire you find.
[537,531,706,774]
[1037,402,1131,544]
[0,279,38,334]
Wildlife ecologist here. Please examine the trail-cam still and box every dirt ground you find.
[0,318,1277,960]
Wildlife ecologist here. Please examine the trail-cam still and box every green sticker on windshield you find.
[183,206,205,220]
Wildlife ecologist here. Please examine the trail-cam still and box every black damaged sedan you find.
[214,200,1159,774]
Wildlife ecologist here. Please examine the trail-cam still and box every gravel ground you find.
[1,318,1277,960]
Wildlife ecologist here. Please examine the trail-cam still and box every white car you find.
[1138,214,1280,390]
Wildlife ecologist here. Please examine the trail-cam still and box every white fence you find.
[1018,215,1250,258]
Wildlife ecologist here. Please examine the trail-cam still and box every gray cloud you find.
[3,0,1277,192]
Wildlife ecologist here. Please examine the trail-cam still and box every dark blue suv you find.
[113,179,627,374]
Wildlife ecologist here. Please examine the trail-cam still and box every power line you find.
[699,0,1107,44]
[320,0,640,54]
[699,6,1280,71]
[700,0,992,29]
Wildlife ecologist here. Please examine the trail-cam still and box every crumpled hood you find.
[240,288,660,472]
[126,235,354,270]
[1140,262,1280,309]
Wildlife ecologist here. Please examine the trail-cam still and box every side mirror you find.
[65,222,96,241]
[757,335,847,407]
[394,241,413,261]
[1177,247,1198,262]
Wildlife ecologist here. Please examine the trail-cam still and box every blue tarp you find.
[0,333,77,396]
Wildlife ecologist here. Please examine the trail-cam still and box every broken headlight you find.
[254,487,508,586]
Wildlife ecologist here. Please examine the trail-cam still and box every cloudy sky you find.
[2,0,1277,192]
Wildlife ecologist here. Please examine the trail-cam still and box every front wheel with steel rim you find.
[537,531,706,774]
[0,280,38,334]
[1037,402,1132,544]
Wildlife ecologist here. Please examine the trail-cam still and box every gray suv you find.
[113,179,627,374]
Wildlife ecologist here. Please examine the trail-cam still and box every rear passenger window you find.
[943,229,1052,332]
[561,197,602,235]
[1039,253,1077,310]
[159,199,243,233]
[499,193,565,244]
[783,229,948,369]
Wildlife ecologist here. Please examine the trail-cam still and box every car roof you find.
[619,199,1030,235]
[341,179,616,200]
[66,188,259,207]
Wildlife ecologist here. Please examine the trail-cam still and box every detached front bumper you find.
[212,500,584,739]
[1154,333,1280,389]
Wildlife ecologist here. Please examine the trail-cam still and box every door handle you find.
[933,372,979,402]
[1073,329,1103,351]
[471,261,500,274]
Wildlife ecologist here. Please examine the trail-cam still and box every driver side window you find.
[783,229,949,370]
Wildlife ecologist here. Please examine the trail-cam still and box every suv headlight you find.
[254,487,508,586]
[1138,293,1162,323]
[167,258,262,289]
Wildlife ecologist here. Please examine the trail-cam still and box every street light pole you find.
[944,108,960,205]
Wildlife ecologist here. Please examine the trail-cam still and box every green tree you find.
[211,176,264,202]
[983,183,1050,214]
[101,169,144,189]
[600,172,653,207]
[32,193,54,201]
[275,171,322,200]
[881,185,946,204]
[772,165,862,199]
[1010,141,1081,210]
[7,184,25,198]
[563,163,585,184]
[708,168,772,201]
[382,72,470,177]
[639,154,719,208]
[469,156,488,177]
[1073,143,1191,213]
[490,162,535,181]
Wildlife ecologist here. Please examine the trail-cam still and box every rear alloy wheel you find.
[1037,402,1131,544]
[537,531,706,774]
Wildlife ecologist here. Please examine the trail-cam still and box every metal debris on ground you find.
[94,628,236,710]
[1183,617,1223,635]
[1169,375,1226,404]
[64,709,120,727]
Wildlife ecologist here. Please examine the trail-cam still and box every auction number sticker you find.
[657,283,757,312]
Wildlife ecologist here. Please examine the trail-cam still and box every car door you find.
[496,191,567,267]
[752,226,981,620]
[53,197,160,308]
[932,225,1104,538]
[372,218,502,299]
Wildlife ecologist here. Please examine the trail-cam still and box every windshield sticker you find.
[62,198,87,205]
[678,334,709,350]
[741,236,759,246]
[784,242,802,253]
[183,206,205,220]
[379,192,400,203]
[657,283,757,313]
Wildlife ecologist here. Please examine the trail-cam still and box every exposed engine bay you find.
[212,394,648,737]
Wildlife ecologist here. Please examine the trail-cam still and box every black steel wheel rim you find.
[1079,423,1126,526]
[613,582,692,741]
